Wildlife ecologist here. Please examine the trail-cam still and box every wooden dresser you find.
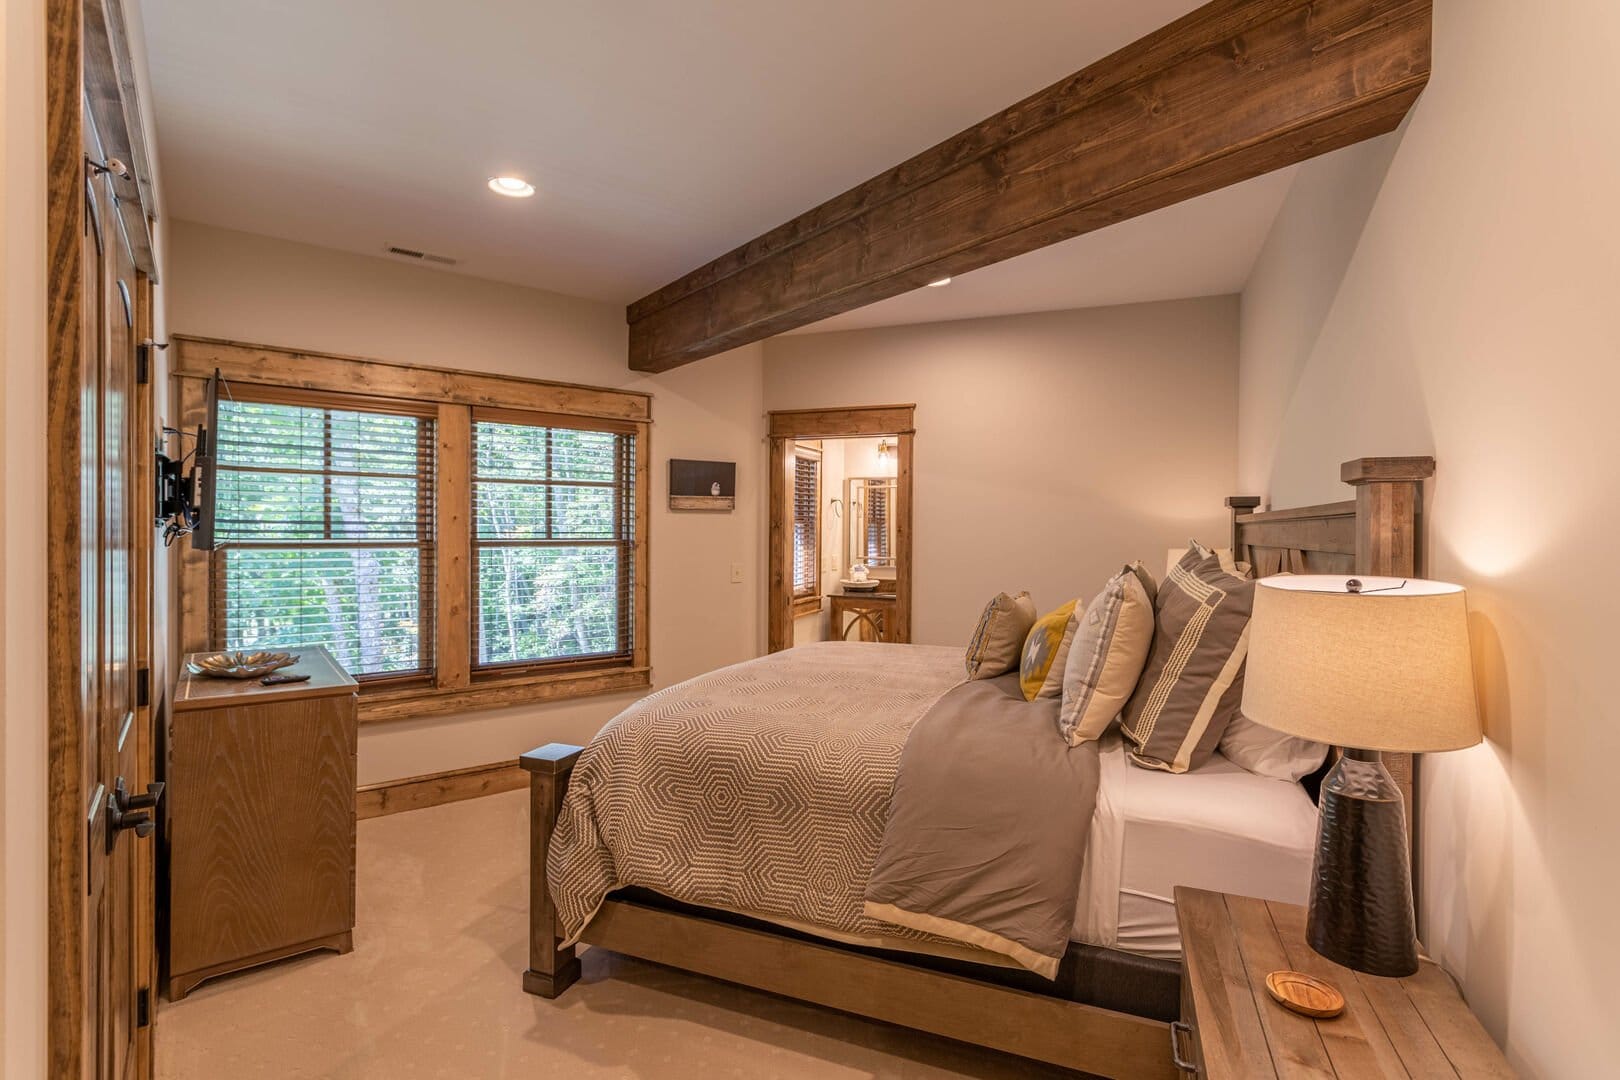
[165,646,359,999]
[1174,888,1514,1078]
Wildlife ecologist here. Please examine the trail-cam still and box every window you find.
[179,334,652,720]
[791,448,820,609]
[472,410,637,670]
[861,482,892,566]
[211,390,435,680]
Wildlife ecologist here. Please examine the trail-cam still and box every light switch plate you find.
[730,562,744,584]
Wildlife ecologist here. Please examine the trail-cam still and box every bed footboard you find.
[519,743,585,998]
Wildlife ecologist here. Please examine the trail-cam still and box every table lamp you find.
[1242,575,1480,979]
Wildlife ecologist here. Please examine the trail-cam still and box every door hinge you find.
[136,343,150,385]
[136,667,150,708]
[137,987,150,1027]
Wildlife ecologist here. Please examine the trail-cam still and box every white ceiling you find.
[141,0,1292,329]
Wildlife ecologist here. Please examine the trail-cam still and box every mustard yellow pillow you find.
[1018,600,1080,701]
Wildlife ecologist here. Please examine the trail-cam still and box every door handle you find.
[107,777,163,846]
[117,777,164,811]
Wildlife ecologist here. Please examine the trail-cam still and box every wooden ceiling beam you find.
[626,0,1430,372]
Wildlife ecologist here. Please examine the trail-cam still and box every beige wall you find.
[2,2,48,1073]
[1237,2,1619,1074]
[765,298,1239,645]
[165,220,767,784]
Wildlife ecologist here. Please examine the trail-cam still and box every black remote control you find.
[260,673,312,686]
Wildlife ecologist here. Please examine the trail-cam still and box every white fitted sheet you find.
[1073,730,1318,959]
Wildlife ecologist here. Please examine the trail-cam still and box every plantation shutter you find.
[863,483,891,565]
[791,453,819,598]
[210,390,437,679]
[471,410,638,669]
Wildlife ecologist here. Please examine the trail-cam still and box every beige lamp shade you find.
[1242,575,1481,753]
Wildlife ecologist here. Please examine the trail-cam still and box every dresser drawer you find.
[1173,969,1206,1076]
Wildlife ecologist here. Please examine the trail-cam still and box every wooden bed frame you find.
[519,455,1435,1079]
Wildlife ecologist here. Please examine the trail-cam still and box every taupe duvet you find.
[865,673,1100,977]
[546,641,1100,977]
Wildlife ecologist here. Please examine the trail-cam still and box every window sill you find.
[791,595,823,618]
[358,665,651,724]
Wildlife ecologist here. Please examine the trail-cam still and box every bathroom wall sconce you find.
[876,439,897,476]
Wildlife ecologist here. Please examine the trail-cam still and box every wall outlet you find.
[730,562,744,584]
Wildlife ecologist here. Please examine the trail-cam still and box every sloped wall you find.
[1237,2,1620,1073]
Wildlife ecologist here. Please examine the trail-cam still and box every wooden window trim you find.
[174,336,652,722]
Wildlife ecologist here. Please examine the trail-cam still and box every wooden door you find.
[81,107,146,1080]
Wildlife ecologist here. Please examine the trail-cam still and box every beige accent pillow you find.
[964,591,1037,680]
[1121,542,1254,773]
[1058,563,1157,745]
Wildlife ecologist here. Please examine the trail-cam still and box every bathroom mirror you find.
[845,477,897,569]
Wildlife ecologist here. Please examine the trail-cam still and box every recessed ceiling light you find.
[927,276,952,287]
[488,176,535,198]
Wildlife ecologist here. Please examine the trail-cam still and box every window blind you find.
[791,454,820,598]
[210,392,436,679]
[471,412,637,669]
[862,484,891,566]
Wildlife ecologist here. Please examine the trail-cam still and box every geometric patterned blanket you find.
[547,642,965,950]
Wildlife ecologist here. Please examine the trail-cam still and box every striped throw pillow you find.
[1120,543,1253,773]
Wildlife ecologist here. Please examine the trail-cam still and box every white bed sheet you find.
[1073,730,1318,959]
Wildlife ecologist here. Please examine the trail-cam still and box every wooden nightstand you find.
[1173,887,1514,1078]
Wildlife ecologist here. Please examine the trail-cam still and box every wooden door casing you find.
[766,406,916,653]
[48,0,162,1074]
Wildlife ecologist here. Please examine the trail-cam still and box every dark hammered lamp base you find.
[1306,748,1419,978]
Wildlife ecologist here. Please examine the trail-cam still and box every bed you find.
[519,455,1433,1079]
[1074,730,1318,959]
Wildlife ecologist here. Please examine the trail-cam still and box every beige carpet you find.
[156,789,1075,1079]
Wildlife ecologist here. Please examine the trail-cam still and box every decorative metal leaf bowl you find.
[187,651,301,679]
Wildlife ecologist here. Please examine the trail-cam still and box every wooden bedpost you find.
[1340,456,1435,577]
[520,743,584,998]
[1225,495,1262,558]
[1340,455,1435,894]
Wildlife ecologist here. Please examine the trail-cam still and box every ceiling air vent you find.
[384,244,459,266]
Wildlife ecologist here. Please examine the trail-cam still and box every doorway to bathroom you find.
[765,406,915,653]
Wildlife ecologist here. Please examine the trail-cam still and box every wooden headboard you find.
[1226,456,1436,879]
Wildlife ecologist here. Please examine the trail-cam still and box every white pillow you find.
[1164,545,1248,581]
[1219,713,1330,782]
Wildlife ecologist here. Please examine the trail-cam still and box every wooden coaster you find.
[1265,970,1346,1018]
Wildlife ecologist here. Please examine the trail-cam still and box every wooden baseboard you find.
[356,761,528,820]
